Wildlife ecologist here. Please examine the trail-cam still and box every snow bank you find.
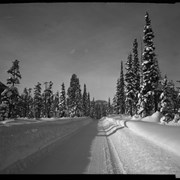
[0,119,15,124]
[0,117,92,173]
[103,116,180,158]
[141,111,161,123]
[125,120,180,157]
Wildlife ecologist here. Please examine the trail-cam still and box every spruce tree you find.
[160,75,175,122]
[107,97,112,115]
[67,74,83,117]
[43,81,53,118]
[82,84,88,116]
[119,61,126,114]
[125,53,134,116]
[3,60,22,118]
[115,78,120,114]
[52,91,59,117]
[94,103,101,119]
[112,94,117,114]
[132,39,140,113]
[90,98,96,118]
[87,92,91,116]
[138,12,160,117]
[27,88,34,118]
[59,83,67,117]
[21,88,29,117]
[34,82,42,119]
[75,77,83,117]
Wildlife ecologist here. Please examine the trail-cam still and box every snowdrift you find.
[104,113,180,158]
[125,120,180,157]
[141,111,161,123]
[0,117,92,173]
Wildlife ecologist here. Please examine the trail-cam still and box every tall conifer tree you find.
[59,83,67,117]
[34,82,42,119]
[125,53,134,116]
[132,39,140,113]
[138,12,160,117]
[119,61,126,114]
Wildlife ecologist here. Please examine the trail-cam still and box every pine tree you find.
[112,94,117,114]
[82,84,88,116]
[59,83,67,117]
[76,77,83,117]
[7,60,22,87]
[153,57,162,112]
[119,61,126,114]
[2,60,22,118]
[27,88,34,118]
[107,97,112,115]
[67,74,83,117]
[52,91,60,117]
[125,53,134,116]
[43,81,53,118]
[87,92,91,116]
[90,98,96,118]
[114,78,120,114]
[138,12,160,117]
[33,82,42,119]
[160,75,175,122]
[21,88,29,117]
[94,103,101,119]
[132,39,140,113]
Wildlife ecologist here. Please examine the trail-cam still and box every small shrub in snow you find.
[173,114,180,123]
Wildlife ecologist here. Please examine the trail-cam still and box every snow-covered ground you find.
[107,112,180,157]
[102,114,180,175]
[1,114,180,175]
[0,117,92,173]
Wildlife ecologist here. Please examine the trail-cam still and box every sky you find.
[0,2,180,101]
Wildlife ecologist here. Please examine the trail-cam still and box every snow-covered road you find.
[9,118,180,174]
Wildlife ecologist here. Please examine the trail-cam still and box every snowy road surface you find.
[13,119,180,174]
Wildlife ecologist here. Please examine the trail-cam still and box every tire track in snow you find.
[86,121,117,174]
[102,124,126,174]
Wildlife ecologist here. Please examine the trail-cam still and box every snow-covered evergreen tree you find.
[27,88,34,118]
[132,39,140,113]
[33,82,42,119]
[119,61,126,114]
[67,74,83,117]
[138,12,160,117]
[114,78,120,114]
[75,78,83,117]
[59,83,67,117]
[125,53,134,116]
[107,97,112,115]
[82,84,88,116]
[21,88,29,117]
[90,97,96,118]
[112,94,117,114]
[87,92,91,116]
[42,81,53,118]
[52,91,59,117]
[160,75,175,122]
[94,103,101,119]
[1,60,22,118]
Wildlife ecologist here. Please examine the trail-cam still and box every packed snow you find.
[107,112,180,158]
[101,116,180,174]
